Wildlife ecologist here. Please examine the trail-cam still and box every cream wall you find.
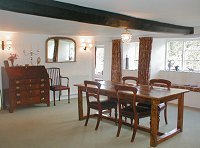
[0,32,97,108]
[0,32,200,109]
[150,38,200,108]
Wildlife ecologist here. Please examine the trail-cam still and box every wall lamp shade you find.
[1,40,12,50]
[121,29,132,43]
[81,40,93,51]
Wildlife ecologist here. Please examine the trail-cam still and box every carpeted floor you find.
[0,98,200,148]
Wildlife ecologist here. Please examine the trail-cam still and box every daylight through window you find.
[166,38,200,72]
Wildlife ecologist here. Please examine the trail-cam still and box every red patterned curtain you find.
[111,39,122,82]
[138,37,153,85]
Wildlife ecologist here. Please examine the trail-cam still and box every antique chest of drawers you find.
[1,66,50,113]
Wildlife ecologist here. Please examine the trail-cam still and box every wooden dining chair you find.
[46,67,70,106]
[115,84,151,142]
[122,76,139,123]
[137,78,171,125]
[84,80,117,130]
[122,76,138,85]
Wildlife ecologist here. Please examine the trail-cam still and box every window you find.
[166,38,200,72]
[95,46,104,77]
[122,42,139,70]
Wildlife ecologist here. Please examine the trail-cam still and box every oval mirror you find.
[45,37,76,63]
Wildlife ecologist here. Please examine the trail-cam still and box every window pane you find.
[185,50,200,60]
[167,41,183,61]
[185,40,200,50]
[184,60,200,71]
[122,42,139,70]
[95,47,104,76]
[166,39,200,72]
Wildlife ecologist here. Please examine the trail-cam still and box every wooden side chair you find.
[122,76,138,123]
[115,84,151,142]
[46,67,70,106]
[84,80,117,130]
[122,76,138,85]
[137,78,171,125]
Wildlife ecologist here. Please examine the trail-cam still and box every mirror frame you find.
[45,36,76,63]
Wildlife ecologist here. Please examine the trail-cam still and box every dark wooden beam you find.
[0,0,194,34]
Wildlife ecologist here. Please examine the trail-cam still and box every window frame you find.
[166,38,200,73]
[122,41,139,71]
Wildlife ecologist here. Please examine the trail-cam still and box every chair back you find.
[115,84,138,116]
[122,76,138,85]
[46,67,61,86]
[84,80,101,104]
[149,79,171,89]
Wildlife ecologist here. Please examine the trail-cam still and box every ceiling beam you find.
[0,0,194,34]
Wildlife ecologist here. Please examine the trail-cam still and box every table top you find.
[75,80,190,102]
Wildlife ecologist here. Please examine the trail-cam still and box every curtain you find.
[138,37,153,85]
[111,39,122,82]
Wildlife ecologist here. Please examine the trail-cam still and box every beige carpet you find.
[0,98,200,148]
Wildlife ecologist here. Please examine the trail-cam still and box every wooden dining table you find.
[74,81,189,147]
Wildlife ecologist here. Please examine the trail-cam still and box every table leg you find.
[150,100,159,147]
[177,93,184,132]
[78,87,84,120]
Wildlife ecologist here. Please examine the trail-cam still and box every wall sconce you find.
[0,40,12,50]
[81,39,93,51]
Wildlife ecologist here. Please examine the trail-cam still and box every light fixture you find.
[81,39,93,51]
[121,29,132,43]
[0,40,12,50]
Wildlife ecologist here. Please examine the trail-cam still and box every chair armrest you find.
[60,76,69,87]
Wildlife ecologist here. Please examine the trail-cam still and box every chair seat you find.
[50,85,70,91]
[121,105,151,119]
[137,102,166,111]
[89,99,117,110]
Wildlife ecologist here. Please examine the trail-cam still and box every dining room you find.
[0,0,200,147]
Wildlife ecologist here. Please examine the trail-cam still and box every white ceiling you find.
[0,0,200,37]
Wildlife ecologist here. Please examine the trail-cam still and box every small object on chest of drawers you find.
[1,66,50,113]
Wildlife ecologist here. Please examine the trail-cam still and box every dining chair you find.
[115,84,151,142]
[84,80,117,130]
[137,78,172,125]
[122,76,138,85]
[122,76,138,124]
[46,67,70,106]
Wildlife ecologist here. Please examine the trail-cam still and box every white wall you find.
[151,38,200,108]
[0,32,96,108]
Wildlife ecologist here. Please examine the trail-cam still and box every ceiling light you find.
[121,29,132,43]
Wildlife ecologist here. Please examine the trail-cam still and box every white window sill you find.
[160,70,200,74]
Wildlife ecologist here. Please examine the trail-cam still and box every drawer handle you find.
[16,81,20,84]
[29,84,32,87]
[41,84,45,87]
[16,93,20,97]
[41,90,45,94]
[41,79,45,82]
[16,86,20,90]
[41,97,45,100]
[16,100,21,104]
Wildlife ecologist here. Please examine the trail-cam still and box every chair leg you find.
[85,107,90,126]
[164,104,168,124]
[115,107,118,125]
[109,109,111,117]
[95,110,102,130]
[116,115,122,137]
[68,88,70,104]
[53,91,56,106]
[131,118,138,142]
[131,118,133,129]
[59,91,61,101]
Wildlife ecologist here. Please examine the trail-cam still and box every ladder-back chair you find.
[46,68,70,106]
